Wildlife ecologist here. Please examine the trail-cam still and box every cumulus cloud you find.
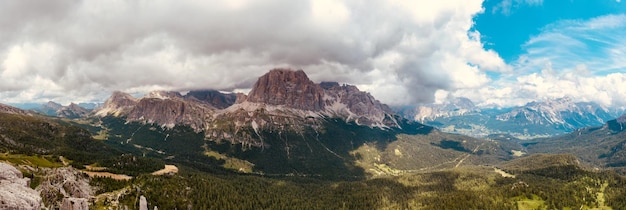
[450,14,626,108]
[0,0,507,105]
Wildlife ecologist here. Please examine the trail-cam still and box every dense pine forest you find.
[90,164,626,209]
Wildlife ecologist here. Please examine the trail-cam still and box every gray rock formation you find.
[321,82,398,127]
[61,197,89,210]
[36,167,93,209]
[0,163,43,210]
[139,195,148,210]
[127,96,215,131]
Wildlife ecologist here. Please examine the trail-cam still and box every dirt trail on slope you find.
[83,164,178,180]
[151,165,178,175]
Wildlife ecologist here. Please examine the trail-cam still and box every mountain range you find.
[395,97,625,138]
[90,68,512,177]
[1,68,626,209]
[21,101,98,119]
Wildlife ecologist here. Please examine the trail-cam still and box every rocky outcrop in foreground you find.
[0,163,42,210]
[37,167,93,210]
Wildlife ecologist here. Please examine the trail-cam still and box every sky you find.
[0,0,625,108]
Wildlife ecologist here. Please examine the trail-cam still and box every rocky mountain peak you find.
[94,91,138,117]
[246,68,324,111]
[57,103,90,119]
[108,91,137,105]
[449,97,475,109]
[46,101,63,110]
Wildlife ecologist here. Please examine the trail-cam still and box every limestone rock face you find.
[321,82,398,127]
[185,90,237,109]
[127,97,214,131]
[246,69,324,111]
[234,92,248,104]
[0,163,43,210]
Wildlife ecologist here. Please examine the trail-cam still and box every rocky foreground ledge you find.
[0,162,42,210]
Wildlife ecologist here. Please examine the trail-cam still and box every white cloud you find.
[450,14,626,108]
[0,0,507,105]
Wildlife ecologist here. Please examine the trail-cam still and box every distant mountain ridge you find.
[395,97,477,122]
[515,113,626,174]
[395,97,624,138]
[18,101,98,119]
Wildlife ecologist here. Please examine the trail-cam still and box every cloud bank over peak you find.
[0,0,507,106]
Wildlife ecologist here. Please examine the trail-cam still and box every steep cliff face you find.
[241,70,398,128]
[0,163,43,210]
[95,91,216,131]
[127,96,214,131]
[321,82,398,128]
[185,90,237,109]
[246,69,325,111]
